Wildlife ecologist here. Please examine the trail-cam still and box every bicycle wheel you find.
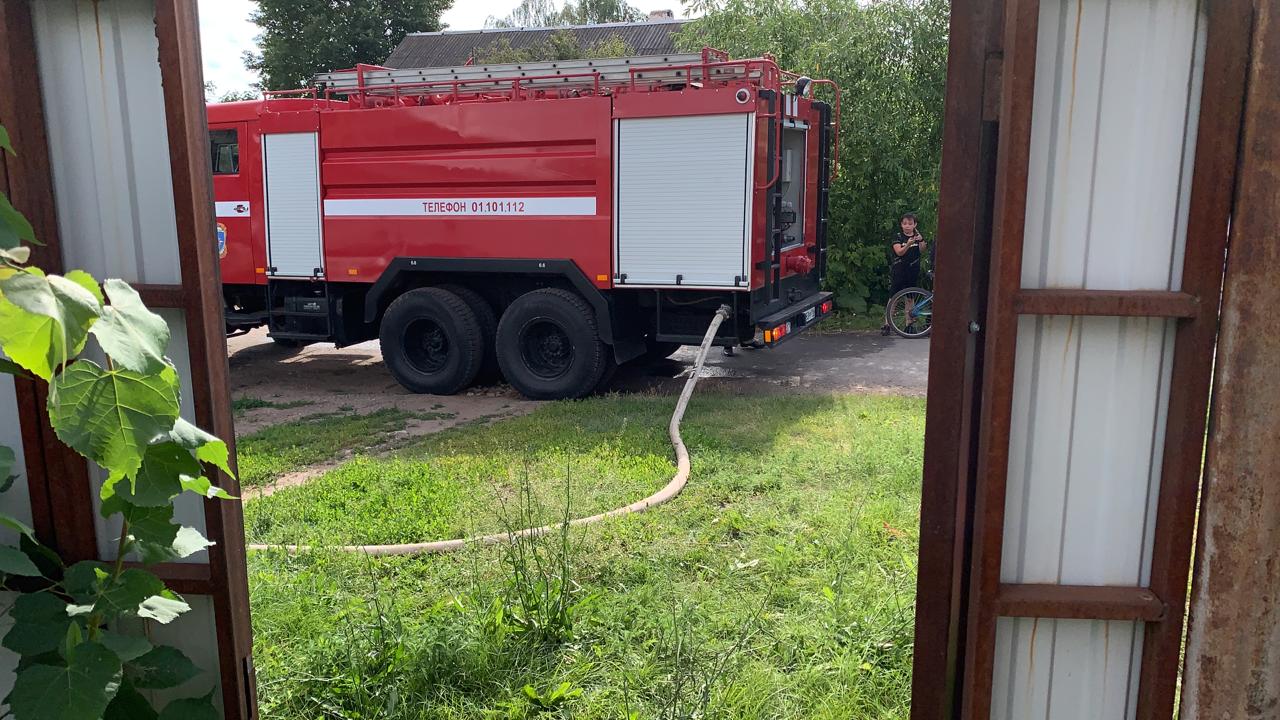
[886,287,934,339]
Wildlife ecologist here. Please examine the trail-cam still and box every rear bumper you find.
[756,291,834,346]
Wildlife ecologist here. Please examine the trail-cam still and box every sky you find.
[198,0,696,96]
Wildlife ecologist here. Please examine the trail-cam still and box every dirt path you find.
[227,327,928,497]
[227,329,536,437]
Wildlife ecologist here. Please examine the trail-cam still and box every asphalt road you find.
[226,328,930,401]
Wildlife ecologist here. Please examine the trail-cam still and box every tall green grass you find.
[246,394,924,718]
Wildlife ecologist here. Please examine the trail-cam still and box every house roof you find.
[384,18,692,69]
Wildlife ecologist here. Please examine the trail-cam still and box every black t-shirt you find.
[892,232,924,268]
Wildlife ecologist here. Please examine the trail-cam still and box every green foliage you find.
[679,0,949,310]
[7,642,122,720]
[473,30,635,64]
[246,0,452,90]
[0,123,233,719]
[0,269,101,380]
[487,0,643,28]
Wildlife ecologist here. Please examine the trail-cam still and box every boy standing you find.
[882,213,928,335]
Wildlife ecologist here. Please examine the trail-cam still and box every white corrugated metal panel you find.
[992,618,1144,720]
[1002,315,1175,588]
[0,375,33,544]
[993,0,1207,717]
[614,113,753,288]
[31,0,182,285]
[1020,0,1206,292]
[264,132,325,278]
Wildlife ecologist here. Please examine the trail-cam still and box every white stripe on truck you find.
[323,197,597,217]
[215,201,251,217]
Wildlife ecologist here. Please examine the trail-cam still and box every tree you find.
[487,0,643,28]
[204,81,258,103]
[679,0,949,312]
[472,31,634,63]
[245,0,453,91]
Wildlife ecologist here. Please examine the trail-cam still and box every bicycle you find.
[885,283,933,339]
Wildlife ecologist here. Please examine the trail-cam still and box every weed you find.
[493,466,595,646]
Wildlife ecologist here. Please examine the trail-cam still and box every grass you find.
[232,396,316,415]
[245,393,925,719]
[236,408,457,487]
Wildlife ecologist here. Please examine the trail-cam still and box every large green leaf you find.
[99,631,153,663]
[127,645,200,690]
[0,245,31,264]
[0,270,101,380]
[119,441,199,507]
[180,474,236,501]
[137,592,190,624]
[103,679,158,720]
[166,417,236,479]
[156,691,219,720]
[62,561,109,605]
[0,510,34,538]
[7,642,122,720]
[2,592,73,656]
[171,526,215,558]
[48,360,180,479]
[90,280,170,374]
[63,270,104,304]
[100,495,211,563]
[0,545,41,577]
[96,569,166,619]
[0,191,37,250]
[0,125,13,156]
[0,444,15,489]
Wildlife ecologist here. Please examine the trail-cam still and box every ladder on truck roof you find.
[311,51,774,97]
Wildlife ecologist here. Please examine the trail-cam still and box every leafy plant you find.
[0,125,234,717]
[493,467,595,646]
[522,681,582,711]
[679,0,950,311]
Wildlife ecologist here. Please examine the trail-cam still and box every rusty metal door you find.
[0,0,257,715]
[912,0,1253,718]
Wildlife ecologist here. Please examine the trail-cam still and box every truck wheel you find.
[379,288,482,395]
[496,288,605,400]
[439,285,501,384]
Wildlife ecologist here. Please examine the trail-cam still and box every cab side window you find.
[210,129,239,175]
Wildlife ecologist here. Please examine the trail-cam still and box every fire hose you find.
[248,304,733,557]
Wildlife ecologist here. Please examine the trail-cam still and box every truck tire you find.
[379,288,482,395]
[439,285,501,384]
[496,288,606,400]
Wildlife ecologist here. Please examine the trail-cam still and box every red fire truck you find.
[207,49,837,400]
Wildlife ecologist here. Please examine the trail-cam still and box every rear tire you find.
[439,285,501,384]
[379,288,482,395]
[496,288,606,400]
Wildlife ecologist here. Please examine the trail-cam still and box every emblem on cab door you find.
[217,223,228,258]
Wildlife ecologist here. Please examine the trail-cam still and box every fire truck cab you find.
[208,49,837,400]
